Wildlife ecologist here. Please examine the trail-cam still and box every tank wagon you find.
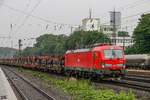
[125,54,150,69]
[0,44,126,78]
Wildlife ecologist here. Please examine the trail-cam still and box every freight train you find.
[0,44,126,79]
[125,54,150,69]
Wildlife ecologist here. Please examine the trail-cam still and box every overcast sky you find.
[0,0,149,49]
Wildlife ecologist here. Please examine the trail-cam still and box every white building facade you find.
[73,11,134,48]
[81,18,100,31]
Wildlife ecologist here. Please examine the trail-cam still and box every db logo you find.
[77,58,80,62]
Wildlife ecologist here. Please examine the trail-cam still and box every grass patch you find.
[17,68,135,100]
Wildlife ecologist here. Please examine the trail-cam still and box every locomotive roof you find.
[66,45,123,54]
[92,45,123,51]
[66,48,91,54]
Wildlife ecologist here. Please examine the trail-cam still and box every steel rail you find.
[3,68,29,100]
[127,74,150,78]
[3,67,55,100]
[124,75,150,83]
[110,80,150,92]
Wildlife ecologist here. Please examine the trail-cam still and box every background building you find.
[74,9,100,32]
[74,10,133,48]
[100,25,113,36]
[81,18,100,31]
[110,36,133,47]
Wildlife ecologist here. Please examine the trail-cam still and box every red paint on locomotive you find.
[65,44,126,72]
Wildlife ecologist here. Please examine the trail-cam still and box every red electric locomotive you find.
[65,44,126,78]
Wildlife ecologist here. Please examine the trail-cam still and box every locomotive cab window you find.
[104,50,123,59]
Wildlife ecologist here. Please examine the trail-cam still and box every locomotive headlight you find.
[100,63,105,68]
[102,64,105,68]
[123,64,126,68]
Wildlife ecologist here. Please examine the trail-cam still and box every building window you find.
[121,39,123,43]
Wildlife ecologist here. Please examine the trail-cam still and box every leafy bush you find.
[18,68,135,100]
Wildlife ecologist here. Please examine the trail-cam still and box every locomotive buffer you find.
[0,67,17,100]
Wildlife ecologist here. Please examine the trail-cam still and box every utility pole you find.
[113,9,116,45]
[123,36,125,50]
[11,40,13,48]
[89,8,92,19]
[18,39,22,56]
[110,9,117,45]
[123,26,128,50]
[9,24,12,48]
[71,26,73,34]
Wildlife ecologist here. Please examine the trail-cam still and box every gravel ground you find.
[7,66,72,100]
[4,66,150,100]
[8,79,24,100]
[2,67,53,100]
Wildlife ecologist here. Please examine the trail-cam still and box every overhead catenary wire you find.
[3,4,149,36]
[3,4,78,28]
[3,1,149,33]
[117,0,148,11]
[101,9,150,26]
[13,0,42,34]
[3,0,150,28]
[100,0,149,20]
[1,0,150,49]
[100,0,150,26]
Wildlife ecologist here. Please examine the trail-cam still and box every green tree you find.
[21,34,67,56]
[34,34,67,55]
[132,14,150,54]
[66,31,110,49]
[21,31,110,56]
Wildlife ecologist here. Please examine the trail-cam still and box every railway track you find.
[2,67,55,100]
[127,74,150,78]
[109,79,150,92]
[93,75,150,92]
[124,75,150,83]
[2,65,150,95]
[102,74,150,92]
